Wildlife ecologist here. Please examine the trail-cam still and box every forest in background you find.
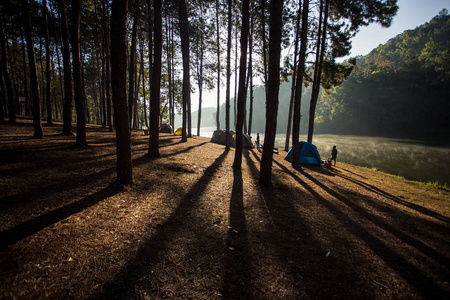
[315,9,450,140]
[192,10,450,141]
[0,0,405,183]
[0,0,399,139]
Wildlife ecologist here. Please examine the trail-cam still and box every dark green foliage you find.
[315,10,450,140]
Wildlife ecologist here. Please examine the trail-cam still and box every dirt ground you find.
[0,118,449,299]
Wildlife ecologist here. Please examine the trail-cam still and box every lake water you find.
[194,128,450,187]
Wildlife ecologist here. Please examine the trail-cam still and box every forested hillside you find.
[314,10,450,140]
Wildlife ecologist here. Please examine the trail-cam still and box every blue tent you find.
[285,142,322,166]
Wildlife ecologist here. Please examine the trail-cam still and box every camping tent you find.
[285,142,322,166]
[211,130,235,146]
[174,127,185,136]
[159,123,173,134]
[231,133,253,148]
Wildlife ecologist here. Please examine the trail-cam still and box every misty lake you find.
[196,127,450,187]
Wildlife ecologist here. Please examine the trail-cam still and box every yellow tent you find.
[174,127,184,136]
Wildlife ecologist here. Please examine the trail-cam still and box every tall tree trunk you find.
[0,54,5,122]
[140,39,148,129]
[307,0,329,143]
[21,0,43,137]
[43,0,52,124]
[259,0,284,185]
[178,0,190,142]
[101,0,113,132]
[233,24,237,128]
[81,23,90,125]
[225,0,232,149]
[232,0,249,170]
[215,0,221,131]
[39,36,45,119]
[111,0,132,185]
[148,0,161,157]
[94,44,102,125]
[128,0,139,128]
[0,11,16,123]
[165,15,171,130]
[54,31,64,120]
[147,0,153,128]
[285,0,301,151]
[197,26,204,137]
[71,0,87,146]
[247,6,253,137]
[133,53,140,129]
[20,33,30,117]
[260,0,268,100]
[93,0,106,128]
[170,24,175,128]
[291,0,309,168]
[58,0,73,135]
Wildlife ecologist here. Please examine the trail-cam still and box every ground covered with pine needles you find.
[0,118,449,299]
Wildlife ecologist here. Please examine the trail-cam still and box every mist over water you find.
[310,135,449,186]
[195,128,450,187]
[281,134,450,186]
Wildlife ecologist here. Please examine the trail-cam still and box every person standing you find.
[256,133,260,147]
[331,145,338,166]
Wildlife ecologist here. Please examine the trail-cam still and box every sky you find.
[191,0,449,112]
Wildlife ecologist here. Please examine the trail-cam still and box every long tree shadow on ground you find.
[0,184,120,249]
[222,167,252,299]
[93,150,230,299]
[307,167,450,268]
[328,167,450,223]
[270,157,449,299]
[244,150,369,298]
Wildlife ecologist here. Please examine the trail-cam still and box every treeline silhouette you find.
[315,10,450,140]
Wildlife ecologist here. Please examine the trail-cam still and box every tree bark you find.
[54,30,64,120]
[225,0,232,149]
[215,0,221,131]
[233,24,237,128]
[232,0,249,170]
[148,0,162,158]
[101,0,113,132]
[93,0,106,128]
[0,55,6,123]
[197,25,204,137]
[247,6,253,136]
[20,32,30,117]
[39,36,45,119]
[140,39,148,129]
[291,0,309,168]
[58,0,73,135]
[21,0,43,137]
[259,0,284,186]
[43,0,52,124]
[165,15,172,129]
[0,51,5,122]
[147,0,153,128]
[285,0,301,151]
[307,0,329,143]
[71,0,87,146]
[178,0,190,142]
[111,0,132,185]
[128,0,139,128]
[260,0,268,100]
[170,23,175,128]
[0,11,16,124]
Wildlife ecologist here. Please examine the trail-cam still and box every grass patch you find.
[423,181,450,192]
